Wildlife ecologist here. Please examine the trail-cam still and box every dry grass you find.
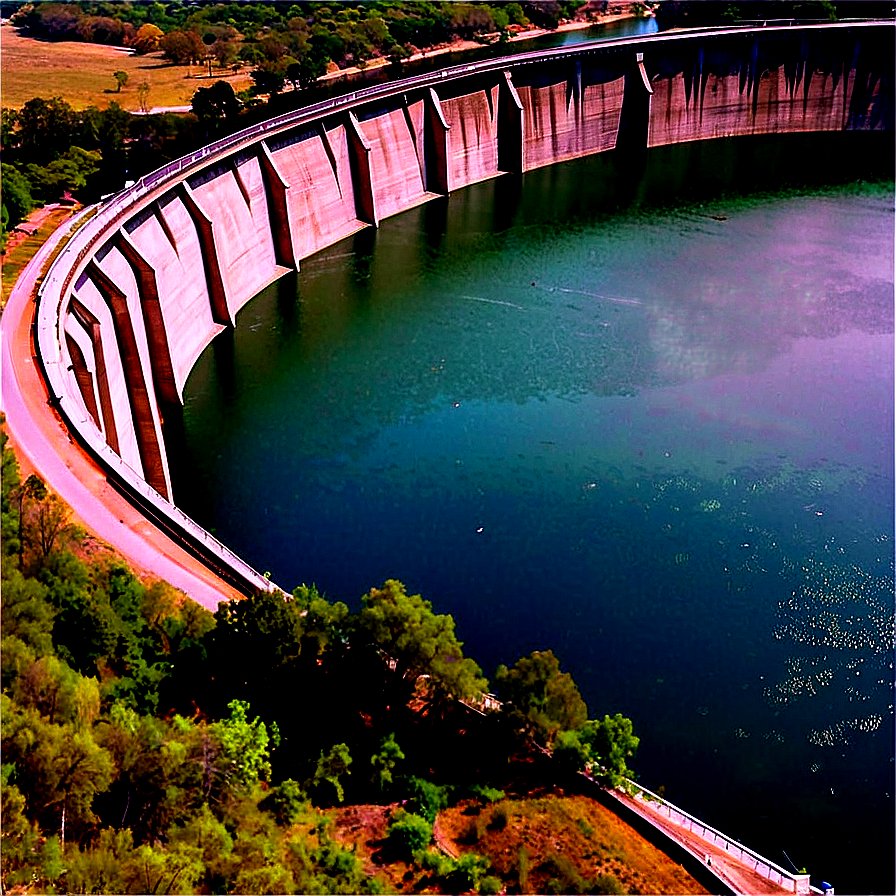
[329,793,709,895]
[0,206,79,307]
[438,793,710,895]
[0,23,252,111]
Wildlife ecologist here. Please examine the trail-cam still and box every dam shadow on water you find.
[170,132,895,894]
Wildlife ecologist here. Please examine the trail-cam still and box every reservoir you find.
[172,134,894,893]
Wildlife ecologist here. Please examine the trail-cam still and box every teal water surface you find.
[173,135,894,893]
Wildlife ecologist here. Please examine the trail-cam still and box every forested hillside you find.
[5,1,583,81]
[0,424,640,894]
[0,1,602,247]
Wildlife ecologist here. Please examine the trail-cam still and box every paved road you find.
[1,211,242,610]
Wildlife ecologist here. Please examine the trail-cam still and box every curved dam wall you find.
[36,23,893,597]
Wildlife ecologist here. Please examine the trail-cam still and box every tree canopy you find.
[358,578,488,708]
[494,649,588,746]
[0,423,640,892]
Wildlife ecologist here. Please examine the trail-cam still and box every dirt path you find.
[431,816,459,859]
[1,210,243,610]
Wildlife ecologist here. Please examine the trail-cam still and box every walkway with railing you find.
[598,779,821,895]
[457,688,825,895]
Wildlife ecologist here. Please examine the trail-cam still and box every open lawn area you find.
[0,204,85,307]
[0,23,252,112]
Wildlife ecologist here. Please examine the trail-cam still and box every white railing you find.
[617,779,820,894]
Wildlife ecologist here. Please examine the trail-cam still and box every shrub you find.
[517,847,529,893]
[467,783,505,805]
[462,815,487,844]
[553,729,590,772]
[403,776,449,823]
[415,849,456,878]
[260,779,306,825]
[543,853,587,895]
[387,810,432,858]
[448,852,491,892]
[488,804,509,831]
[592,872,626,894]
[416,850,496,892]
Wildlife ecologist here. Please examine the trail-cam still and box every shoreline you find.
[319,13,648,81]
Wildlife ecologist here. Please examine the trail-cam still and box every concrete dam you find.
[35,22,893,597]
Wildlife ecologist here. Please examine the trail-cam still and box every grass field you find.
[0,206,79,307]
[0,23,252,112]
[439,794,710,895]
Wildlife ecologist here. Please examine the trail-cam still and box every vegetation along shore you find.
[0,420,694,894]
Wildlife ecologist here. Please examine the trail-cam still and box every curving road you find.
[1,210,241,610]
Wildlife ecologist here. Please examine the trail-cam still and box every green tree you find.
[310,743,352,805]
[160,30,205,65]
[286,52,329,89]
[14,97,79,165]
[0,571,55,657]
[1,694,113,840]
[25,146,102,202]
[0,165,34,240]
[206,590,304,716]
[1,108,19,150]
[1,770,45,892]
[260,778,307,826]
[449,852,492,893]
[232,863,296,895]
[10,653,100,729]
[403,776,448,824]
[64,828,132,895]
[578,713,639,788]
[552,728,590,772]
[127,841,204,896]
[310,828,379,894]
[370,732,404,794]
[494,649,588,746]
[77,103,131,193]
[211,699,279,796]
[94,704,202,842]
[191,80,241,134]
[250,65,287,96]
[293,584,351,660]
[113,70,129,93]
[1,421,22,539]
[212,590,303,672]
[358,579,488,711]
[167,804,240,892]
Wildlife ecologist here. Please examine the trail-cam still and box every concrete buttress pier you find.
[35,22,893,595]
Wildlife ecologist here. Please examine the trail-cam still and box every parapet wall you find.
[36,22,893,597]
